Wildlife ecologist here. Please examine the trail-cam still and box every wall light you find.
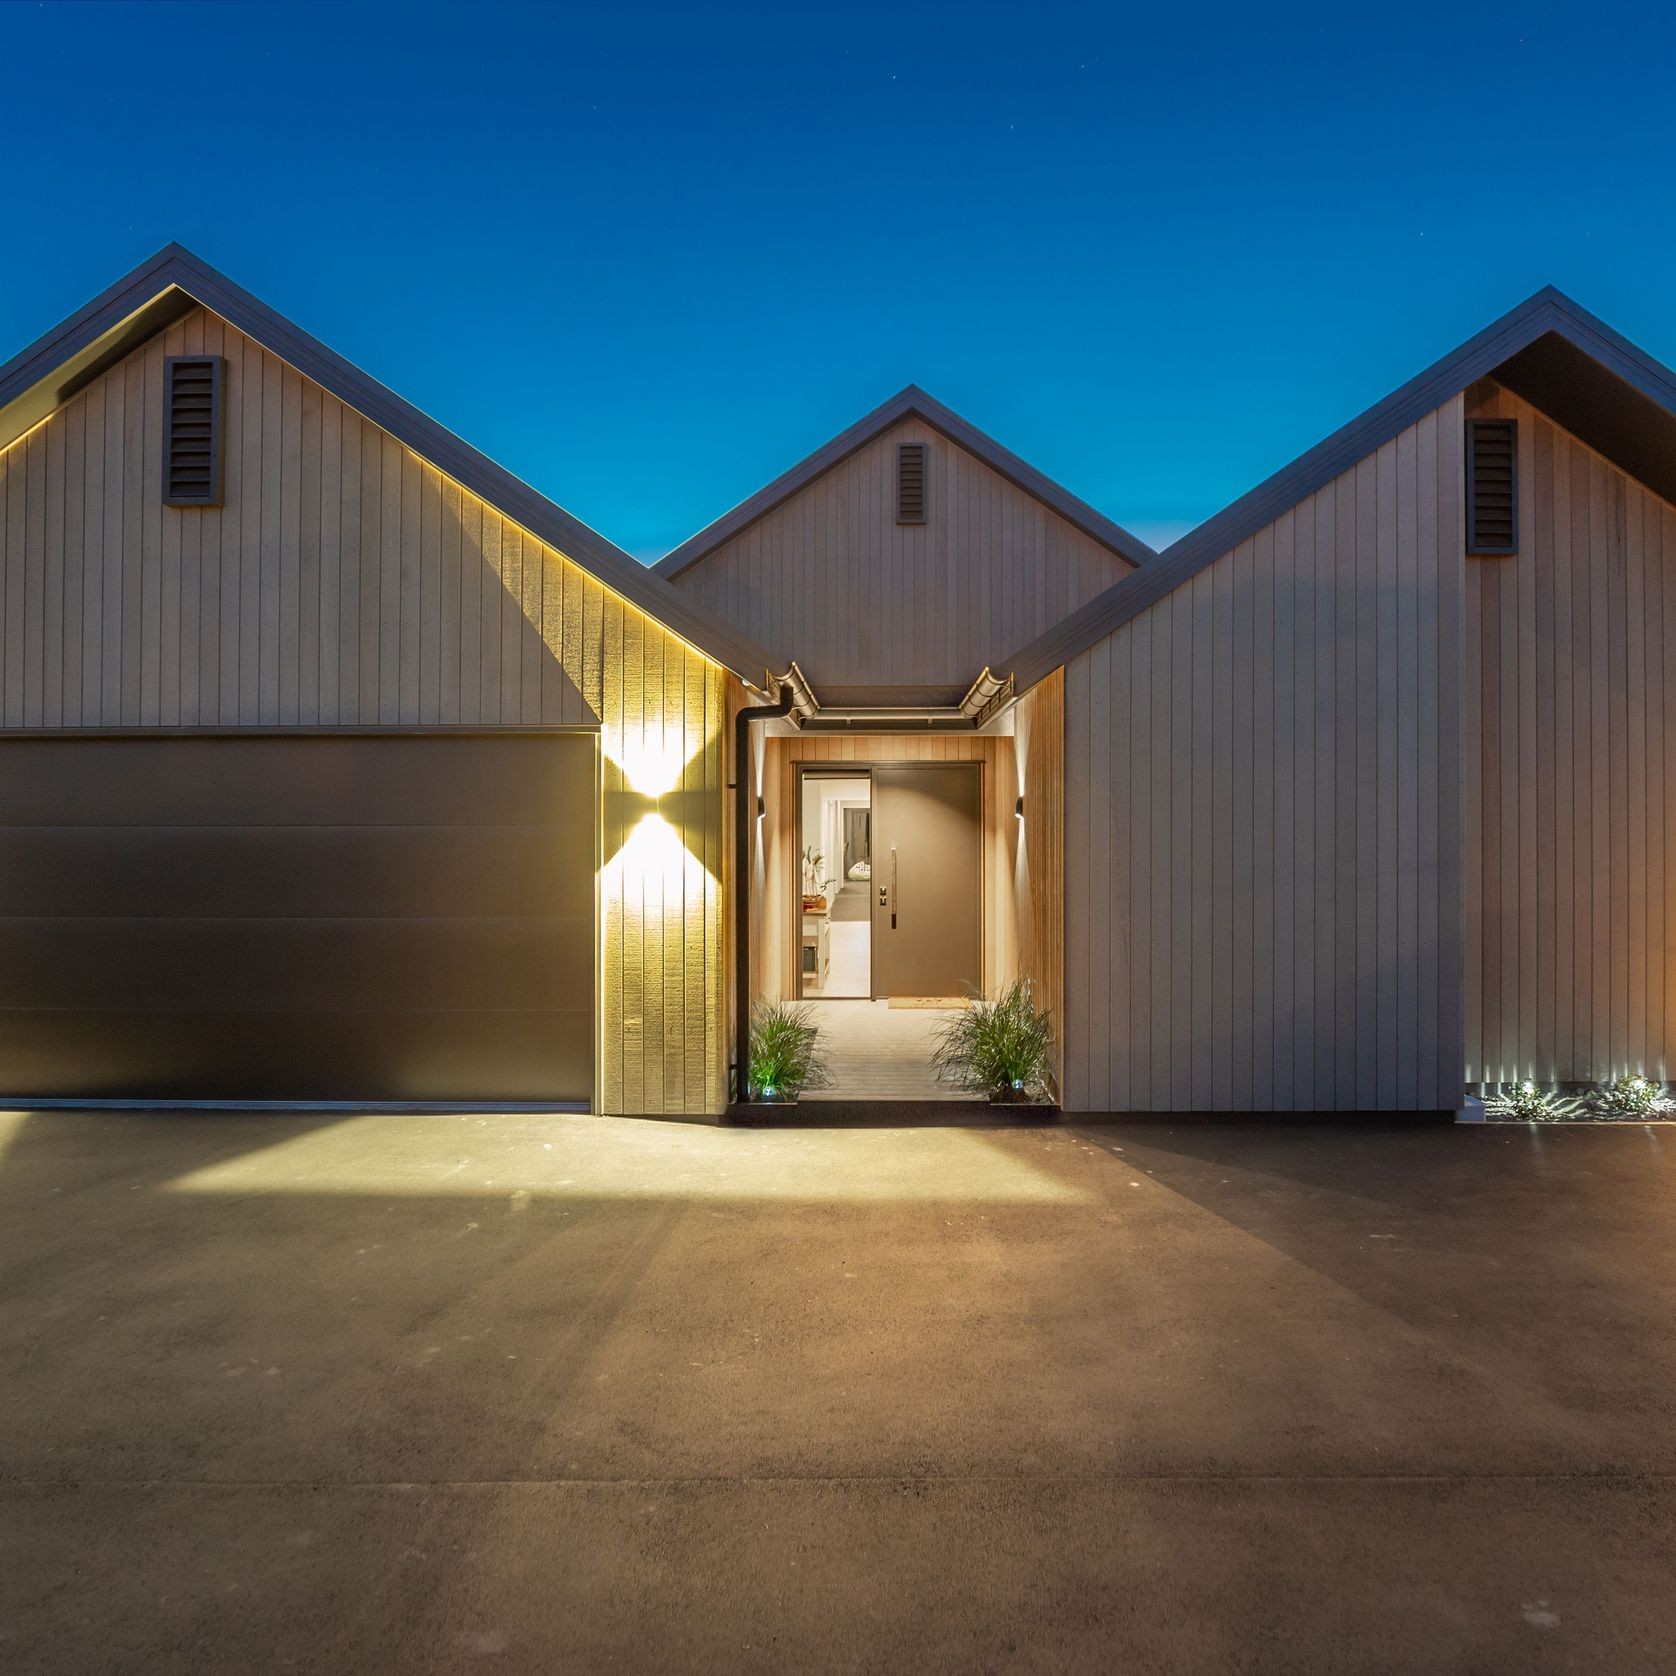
[1014,794,1025,818]
[757,795,766,818]
[616,738,687,799]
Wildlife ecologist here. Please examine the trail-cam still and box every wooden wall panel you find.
[1464,385,1676,1086]
[1061,401,1466,1112]
[0,307,728,1117]
[672,418,1132,691]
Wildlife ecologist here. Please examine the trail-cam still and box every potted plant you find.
[930,978,1054,1106]
[741,1000,833,1108]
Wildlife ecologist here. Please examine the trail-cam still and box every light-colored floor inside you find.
[802,999,978,1101]
[805,922,870,998]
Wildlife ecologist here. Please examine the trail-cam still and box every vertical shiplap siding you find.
[672,418,1132,689]
[0,306,728,1117]
[1464,386,1676,1085]
[1061,399,1466,1112]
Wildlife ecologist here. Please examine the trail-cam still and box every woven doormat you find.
[887,996,970,1009]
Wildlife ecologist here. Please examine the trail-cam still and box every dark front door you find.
[870,763,981,999]
[0,733,596,1103]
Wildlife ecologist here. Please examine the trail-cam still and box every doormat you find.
[887,996,970,1009]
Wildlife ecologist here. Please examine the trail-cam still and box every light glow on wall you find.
[612,736,688,800]
[597,701,725,1114]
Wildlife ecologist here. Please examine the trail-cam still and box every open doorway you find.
[786,756,989,1101]
[795,762,983,1003]
[799,772,872,997]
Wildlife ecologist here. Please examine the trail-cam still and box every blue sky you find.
[3,1,1674,559]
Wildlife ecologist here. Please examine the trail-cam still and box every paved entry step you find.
[731,1099,1055,1126]
[800,999,982,1102]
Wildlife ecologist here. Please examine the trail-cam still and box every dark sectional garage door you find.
[0,734,596,1103]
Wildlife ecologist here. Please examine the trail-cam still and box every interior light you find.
[1014,794,1025,817]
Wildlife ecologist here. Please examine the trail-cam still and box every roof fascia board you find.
[0,246,782,687]
[654,383,1155,578]
[0,242,186,405]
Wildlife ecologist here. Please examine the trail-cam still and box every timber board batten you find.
[1060,400,1466,1114]
[1464,385,1676,1089]
[0,304,729,1119]
[667,415,1135,691]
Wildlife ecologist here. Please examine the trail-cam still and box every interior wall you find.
[757,732,1021,1003]
[1465,383,1676,1085]
[1062,399,1466,1112]
[0,305,729,1118]
[800,775,869,899]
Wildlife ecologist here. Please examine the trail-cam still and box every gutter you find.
[777,662,1013,731]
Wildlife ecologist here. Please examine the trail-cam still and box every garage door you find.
[0,734,595,1103]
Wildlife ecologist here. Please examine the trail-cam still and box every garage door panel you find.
[0,826,595,920]
[0,1007,594,1102]
[0,734,596,1103]
[0,915,593,1013]
[0,736,591,827]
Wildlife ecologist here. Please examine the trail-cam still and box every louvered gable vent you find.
[897,441,926,525]
[1467,418,1516,555]
[164,356,225,507]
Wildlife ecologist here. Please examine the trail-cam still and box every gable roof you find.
[653,383,1156,580]
[1005,286,1676,692]
[0,244,783,687]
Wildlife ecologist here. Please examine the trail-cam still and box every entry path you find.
[802,998,979,1100]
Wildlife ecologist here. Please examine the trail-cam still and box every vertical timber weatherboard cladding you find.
[0,305,729,1117]
[1464,384,1676,1085]
[1061,400,1466,1112]
[670,417,1131,689]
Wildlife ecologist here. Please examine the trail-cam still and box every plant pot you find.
[986,1098,1056,1122]
[730,1094,801,1124]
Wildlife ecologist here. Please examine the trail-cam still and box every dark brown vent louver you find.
[897,441,926,525]
[164,356,225,507]
[1467,419,1516,555]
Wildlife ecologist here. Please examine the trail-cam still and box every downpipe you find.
[732,684,794,1102]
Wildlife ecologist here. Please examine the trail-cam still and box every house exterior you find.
[2,247,1673,1115]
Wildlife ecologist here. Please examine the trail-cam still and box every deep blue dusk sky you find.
[3,1,1674,558]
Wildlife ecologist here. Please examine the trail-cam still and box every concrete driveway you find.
[3,1110,1675,1674]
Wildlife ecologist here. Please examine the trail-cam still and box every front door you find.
[870,764,982,999]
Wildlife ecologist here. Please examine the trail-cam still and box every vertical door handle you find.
[889,847,897,929]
